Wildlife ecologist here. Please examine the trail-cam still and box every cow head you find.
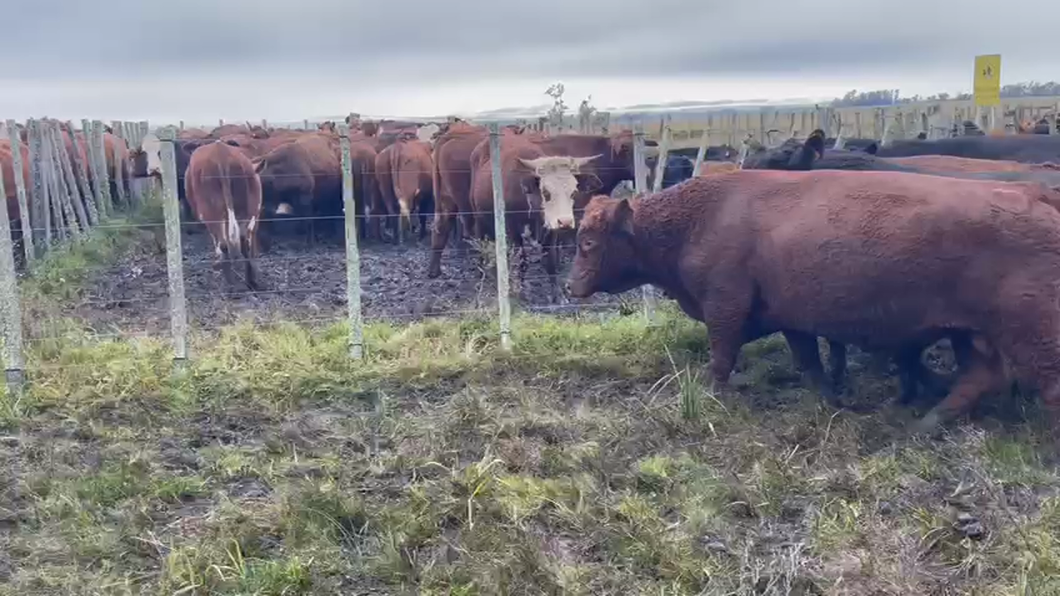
[743,129,824,171]
[518,154,604,229]
[566,195,640,298]
[138,133,163,177]
[415,123,442,144]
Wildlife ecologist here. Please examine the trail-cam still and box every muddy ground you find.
[55,220,639,337]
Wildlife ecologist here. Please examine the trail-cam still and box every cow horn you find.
[518,157,546,174]
[569,153,603,172]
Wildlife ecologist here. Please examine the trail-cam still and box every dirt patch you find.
[57,224,636,335]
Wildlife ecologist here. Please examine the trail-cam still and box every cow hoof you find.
[427,266,442,279]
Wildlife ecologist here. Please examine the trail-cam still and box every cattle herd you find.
[8,111,1060,434]
[126,118,679,300]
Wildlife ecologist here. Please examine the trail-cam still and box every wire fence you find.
[1,115,722,392]
[8,98,1054,395]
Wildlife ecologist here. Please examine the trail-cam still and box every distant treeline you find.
[830,81,1060,107]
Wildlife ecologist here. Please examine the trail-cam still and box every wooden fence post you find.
[692,126,711,177]
[0,156,24,394]
[50,122,89,233]
[651,122,672,193]
[337,123,364,360]
[91,120,112,217]
[5,120,33,264]
[632,124,656,324]
[66,121,98,226]
[45,122,81,240]
[157,127,188,364]
[26,120,50,251]
[487,123,512,351]
[110,121,128,209]
[82,119,104,219]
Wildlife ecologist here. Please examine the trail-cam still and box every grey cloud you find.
[1,0,1058,119]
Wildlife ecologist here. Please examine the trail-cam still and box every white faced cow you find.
[517,154,602,230]
[466,141,604,301]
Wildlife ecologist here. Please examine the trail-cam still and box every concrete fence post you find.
[0,156,24,395]
[487,123,512,351]
[632,124,656,324]
[5,120,33,264]
[157,127,188,364]
[337,123,364,360]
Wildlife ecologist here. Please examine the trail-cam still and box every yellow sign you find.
[974,54,1001,106]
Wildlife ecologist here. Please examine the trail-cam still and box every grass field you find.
[3,211,1060,595]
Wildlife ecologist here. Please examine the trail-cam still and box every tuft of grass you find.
[6,218,1060,593]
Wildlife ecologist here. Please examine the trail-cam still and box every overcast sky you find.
[1,0,1057,124]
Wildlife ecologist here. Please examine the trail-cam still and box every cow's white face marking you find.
[141,133,162,175]
[519,154,602,230]
[276,202,292,215]
[416,123,441,143]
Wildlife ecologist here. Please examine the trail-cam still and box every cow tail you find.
[431,141,442,208]
[219,158,242,263]
[389,141,403,211]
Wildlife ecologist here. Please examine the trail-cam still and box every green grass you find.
[3,205,1060,594]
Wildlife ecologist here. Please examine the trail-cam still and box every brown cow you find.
[375,139,434,242]
[469,134,603,299]
[184,140,264,290]
[428,123,489,276]
[179,128,211,141]
[0,139,30,267]
[252,132,342,243]
[566,171,1060,434]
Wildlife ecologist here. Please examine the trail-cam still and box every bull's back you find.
[691,170,1060,309]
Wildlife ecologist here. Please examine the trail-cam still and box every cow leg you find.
[827,340,848,396]
[539,229,563,304]
[783,331,843,407]
[701,290,753,388]
[894,346,924,405]
[428,204,455,278]
[912,340,1007,436]
[243,218,262,291]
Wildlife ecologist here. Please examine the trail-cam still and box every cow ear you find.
[578,173,603,193]
[614,198,635,236]
[863,142,878,155]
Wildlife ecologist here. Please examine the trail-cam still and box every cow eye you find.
[542,188,552,202]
